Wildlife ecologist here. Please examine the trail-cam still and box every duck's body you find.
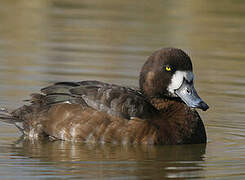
[0,48,208,145]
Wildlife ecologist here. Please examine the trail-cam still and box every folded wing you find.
[40,81,157,120]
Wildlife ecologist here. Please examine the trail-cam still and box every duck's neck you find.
[149,97,188,128]
[150,97,184,112]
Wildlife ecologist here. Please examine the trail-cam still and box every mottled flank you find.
[0,48,208,145]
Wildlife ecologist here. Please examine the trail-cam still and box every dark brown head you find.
[139,48,209,111]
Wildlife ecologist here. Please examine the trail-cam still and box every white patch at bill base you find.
[167,71,194,96]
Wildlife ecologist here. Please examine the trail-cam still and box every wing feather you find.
[36,81,157,119]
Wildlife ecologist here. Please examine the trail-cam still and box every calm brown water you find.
[0,0,245,179]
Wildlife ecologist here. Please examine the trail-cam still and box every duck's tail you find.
[0,107,24,133]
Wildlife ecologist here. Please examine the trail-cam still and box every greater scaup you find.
[0,48,209,145]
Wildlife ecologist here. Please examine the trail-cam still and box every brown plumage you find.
[0,48,208,145]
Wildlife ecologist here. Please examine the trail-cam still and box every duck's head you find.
[140,48,209,111]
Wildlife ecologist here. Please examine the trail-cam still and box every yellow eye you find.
[165,66,171,71]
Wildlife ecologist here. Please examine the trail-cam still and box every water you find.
[0,0,245,179]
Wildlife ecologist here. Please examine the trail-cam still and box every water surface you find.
[0,0,245,179]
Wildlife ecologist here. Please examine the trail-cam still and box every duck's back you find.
[40,81,156,119]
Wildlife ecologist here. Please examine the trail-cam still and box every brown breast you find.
[150,98,207,144]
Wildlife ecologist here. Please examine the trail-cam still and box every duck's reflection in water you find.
[11,138,206,179]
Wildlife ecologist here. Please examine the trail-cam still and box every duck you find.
[0,48,209,145]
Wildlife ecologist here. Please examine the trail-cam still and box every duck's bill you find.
[174,79,209,111]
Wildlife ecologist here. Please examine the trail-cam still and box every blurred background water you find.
[0,0,245,179]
